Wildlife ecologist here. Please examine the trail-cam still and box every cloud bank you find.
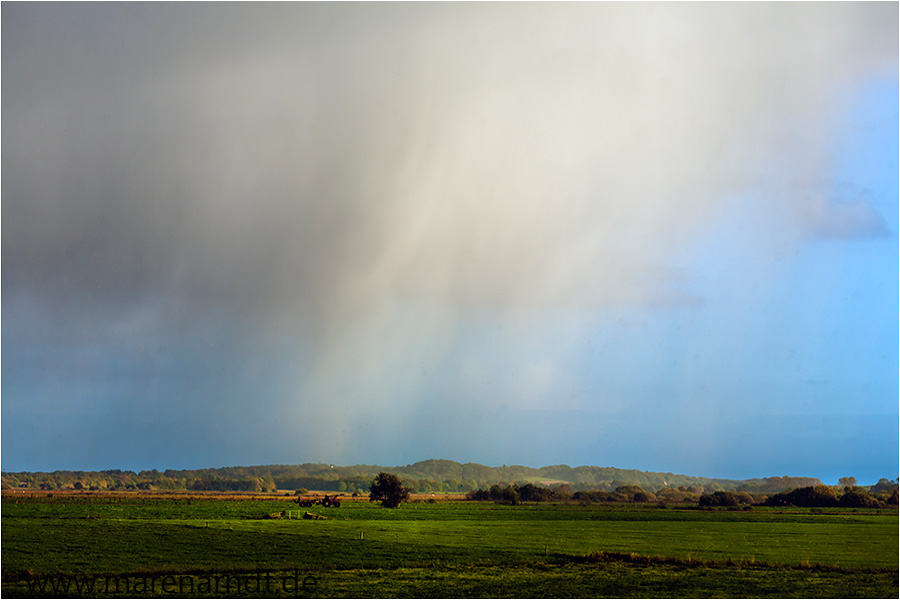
[3,3,897,474]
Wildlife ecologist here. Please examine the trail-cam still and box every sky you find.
[2,3,897,484]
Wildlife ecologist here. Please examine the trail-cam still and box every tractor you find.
[294,493,341,509]
[320,494,341,508]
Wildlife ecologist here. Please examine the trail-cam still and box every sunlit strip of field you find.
[2,494,897,598]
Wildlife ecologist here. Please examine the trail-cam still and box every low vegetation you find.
[465,482,897,510]
[765,485,898,509]
[2,488,897,598]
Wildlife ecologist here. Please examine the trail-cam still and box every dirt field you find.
[1,488,466,502]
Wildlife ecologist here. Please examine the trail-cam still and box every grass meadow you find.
[2,491,897,597]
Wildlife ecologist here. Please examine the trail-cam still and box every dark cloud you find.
[2,3,897,470]
[5,3,895,332]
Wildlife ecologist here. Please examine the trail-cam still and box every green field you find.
[2,493,897,597]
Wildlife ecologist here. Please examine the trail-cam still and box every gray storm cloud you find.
[4,4,895,329]
[3,3,897,463]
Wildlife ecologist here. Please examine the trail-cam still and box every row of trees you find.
[466,483,667,505]
[336,473,900,511]
[1,461,808,494]
[4,464,896,499]
[764,485,898,508]
[698,491,757,507]
[340,473,900,511]
[465,483,564,504]
[464,482,900,509]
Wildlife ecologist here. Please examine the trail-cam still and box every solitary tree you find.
[369,472,411,509]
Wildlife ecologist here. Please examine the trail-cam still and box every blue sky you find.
[2,3,897,484]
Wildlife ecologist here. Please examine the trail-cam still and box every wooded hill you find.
[2,459,829,495]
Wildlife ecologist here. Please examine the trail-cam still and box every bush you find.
[656,488,698,503]
[465,488,491,501]
[765,486,837,507]
[632,490,657,503]
[573,490,614,503]
[615,485,650,502]
[839,489,883,509]
[699,491,750,507]
[698,491,754,507]
[517,483,552,502]
[465,484,522,504]
[735,492,754,505]
[499,487,520,505]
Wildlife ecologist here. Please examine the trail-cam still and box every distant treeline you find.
[466,482,899,508]
[763,484,898,508]
[2,459,894,499]
[465,483,670,504]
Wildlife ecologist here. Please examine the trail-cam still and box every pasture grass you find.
[2,493,897,597]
